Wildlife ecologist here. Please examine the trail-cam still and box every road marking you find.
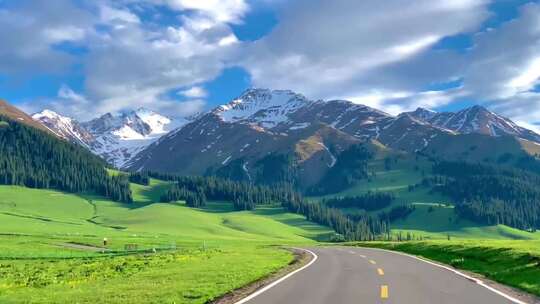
[359,254,366,258]
[361,247,528,304]
[380,285,389,299]
[233,248,318,304]
[369,259,377,265]
[377,268,384,275]
[349,250,356,254]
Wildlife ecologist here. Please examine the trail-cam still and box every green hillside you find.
[0,183,332,303]
[309,151,540,240]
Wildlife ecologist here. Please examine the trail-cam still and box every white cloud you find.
[154,0,248,23]
[346,87,466,115]
[241,0,490,102]
[2,1,247,119]
[58,85,87,104]
[515,120,540,135]
[100,5,141,24]
[462,3,540,101]
[6,0,540,129]
[0,0,92,75]
[180,86,207,98]
[81,2,242,118]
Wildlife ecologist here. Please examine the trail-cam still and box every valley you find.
[0,182,332,303]
[2,90,540,303]
[3,1,540,302]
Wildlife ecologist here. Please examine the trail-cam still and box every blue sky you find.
[1,0,540,131]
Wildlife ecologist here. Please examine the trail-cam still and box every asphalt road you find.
[241,247,519,304]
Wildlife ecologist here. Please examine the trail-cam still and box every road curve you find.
[239,247,519,304]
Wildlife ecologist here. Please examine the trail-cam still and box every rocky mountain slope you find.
[126,89,540,186]
[407,106,540,143]
[32,108,187,167]
[0,99,56,135]
[25,88,540,186]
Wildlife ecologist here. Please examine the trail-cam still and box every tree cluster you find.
[157,174,296,210]
[0,116,132,203]
[431,161,540,231]
[128,171,150,186]
[281,195,388,241]
[153,172,388,240]
[378,205,415,222]
[322,192,394,211]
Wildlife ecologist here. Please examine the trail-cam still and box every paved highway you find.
[239,247,521,304]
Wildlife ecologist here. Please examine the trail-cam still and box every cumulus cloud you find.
[150,0,248,23]
[81,2,241,118]
[5,0,540,128]
[241,0,490,102]
[179,86,208,98]
[1,0,248,119]
[0,0,92,75]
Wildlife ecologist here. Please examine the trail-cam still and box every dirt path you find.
[57,242,110,252]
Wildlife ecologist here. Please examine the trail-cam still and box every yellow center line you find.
[369,260,377,265]
[377,268,384,275]
[381,285,389,299]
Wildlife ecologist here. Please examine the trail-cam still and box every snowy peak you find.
[83,108,174,140]
[409,107,438,121]
[407,105,540,142]
[83,113,123,135]
[32,109,93,147]
[34,107,189,168]
[133,107,171,135]
[213,88,311,128]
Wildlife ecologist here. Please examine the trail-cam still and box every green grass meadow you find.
[0,183,332,303]
[3,167,540,303]
[310,153,540,240]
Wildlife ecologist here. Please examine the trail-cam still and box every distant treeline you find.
[0,116,132,203]
[156,174,295,209]
[128,171,150,186]
[282,196,388,241]
[322,192,394,211]
[152,172,388,241]
[430,161,540,231]
[308,144,373,195]
[378,205,415,222]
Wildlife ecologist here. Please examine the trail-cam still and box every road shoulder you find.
[211,247,315,304]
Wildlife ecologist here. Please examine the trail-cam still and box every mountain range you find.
[19,88,540,187]
[32,108,188,167]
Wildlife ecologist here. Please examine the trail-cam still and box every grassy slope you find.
[310,151,540,240]
[0,183,332,303]
[355,240,540,297]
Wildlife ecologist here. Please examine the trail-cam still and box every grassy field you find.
[309,153,540,240]
[0,184,333,303]
[354,240,540,297]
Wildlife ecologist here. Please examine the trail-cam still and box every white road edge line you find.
[233,248,318,304]
[361,247,528,304]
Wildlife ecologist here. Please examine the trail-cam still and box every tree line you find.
[430,161,540,231]
[322,192,394,211]
[128,171,150,185]
[281,195,389,241]
[0,116,132,203]
[156,174,296,210]
[154,172,389,240]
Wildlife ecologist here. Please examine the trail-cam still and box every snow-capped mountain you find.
[31,88,540,179]
[407,106,540,143]
[212,89,311,128]
[33,108,188,168]
[32,110,94,148]
[127,88,540,184]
